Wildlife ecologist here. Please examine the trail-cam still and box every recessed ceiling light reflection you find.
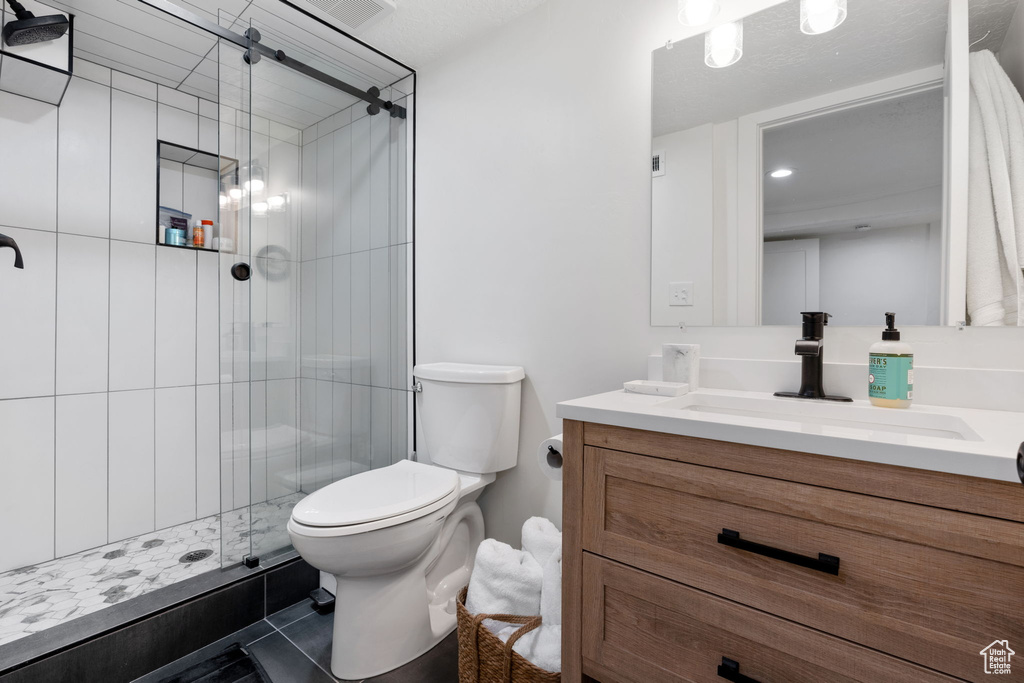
[768,168,794,179]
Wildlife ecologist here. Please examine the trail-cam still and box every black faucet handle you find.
[0,232,24,269]
[799,311,831,339]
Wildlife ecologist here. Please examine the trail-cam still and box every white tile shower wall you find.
[0,64,305,572]
[296,99,413,495]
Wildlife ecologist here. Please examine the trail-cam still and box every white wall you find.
[416,0,1024,546]
[999,0,1024,96]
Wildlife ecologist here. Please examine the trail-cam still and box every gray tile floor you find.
[135,601,458,683]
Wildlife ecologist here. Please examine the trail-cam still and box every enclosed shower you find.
[0,0,412,655]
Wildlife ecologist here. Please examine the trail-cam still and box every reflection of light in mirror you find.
[267,194,286,210]
[244,178,265,193]
[218,194,229,207]
[252,201,269,216]
[678,0,719,27]
[229,187,243,200]
[705,20,743,68]
[801,0,847,35]
[768,168,794,178]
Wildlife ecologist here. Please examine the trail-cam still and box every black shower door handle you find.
[717,528,840,575]
[231,262,251,281]
[717,657,761,683]
[0,232,24,269]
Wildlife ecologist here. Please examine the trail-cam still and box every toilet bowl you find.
[287,362,524,679]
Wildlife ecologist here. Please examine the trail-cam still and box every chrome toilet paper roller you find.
[538,434,563,481]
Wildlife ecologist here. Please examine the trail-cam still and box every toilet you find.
[287,362,525,679]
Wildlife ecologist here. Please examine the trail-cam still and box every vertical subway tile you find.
[159,159,184,212]
[351,384,371,476]
[0,227,56,399]
[349,115,370,253]
[314,379,333,490]
[196,251,220,385]
[155,386,196,528]
[267,378,298,499]
[371,387,391,471]
[112,71,157,100]
[369,111,390,250]
[300,141,317,261]
[250,258,269,383]
[198,116,217,154]
[108,389,155,542]
[0,397,55,572]
[299,260,316,380]
[220,381,235,513]
[250,380,268,505]
[369,247,390,388]
[332,382,351,482]
[315,134,333,258]
[268,136,300,259]
[391,390,409,464]
[333,125,352,255]
[182,165,218,227]
[55,393,107,556]
[350,250,370,386]
[196,383,220,518]
[109,241,156,391]
[232,381,251,510]
[110,89,157,243]
[0,91,57,232]
[56,234,109,395]
[155,247,197,387]
[332,254,352,384]
[298,378,316,493]
[249,131,270,257]
[390,244,410,390]
[315,258,332,381]
[58,77,111,238]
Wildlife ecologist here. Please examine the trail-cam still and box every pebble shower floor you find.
[0,494,302,647]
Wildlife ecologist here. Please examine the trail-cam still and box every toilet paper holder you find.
[546,444,563,470]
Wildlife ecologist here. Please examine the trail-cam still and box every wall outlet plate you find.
[670,281,694,306]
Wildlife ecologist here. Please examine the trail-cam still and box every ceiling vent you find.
[295,0,396,34]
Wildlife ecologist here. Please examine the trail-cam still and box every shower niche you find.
[156,140,236,251]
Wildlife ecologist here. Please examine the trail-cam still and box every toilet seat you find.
[289,460,461,538]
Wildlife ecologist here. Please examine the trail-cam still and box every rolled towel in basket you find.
[521,516,561,567]
[466,539,543,616]
[540,545,562,625]
[495,623,562,673]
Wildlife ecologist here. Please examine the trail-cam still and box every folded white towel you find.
[495,624,562,673]
[466,539,543,616]
[521,517,561,567]
[540,545,562,625]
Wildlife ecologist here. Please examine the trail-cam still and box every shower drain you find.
[178,549,214,564]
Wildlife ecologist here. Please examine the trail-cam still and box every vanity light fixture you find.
[678,0,720,27]
[218,193,229,208]
[768,168,794,178]
[267,194,287,210]
[705,19,743,68]
[252,201,269,216]
[228,186,243,200]
[800,0,847,35]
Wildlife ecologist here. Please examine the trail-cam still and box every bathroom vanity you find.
[558,391,1024,683]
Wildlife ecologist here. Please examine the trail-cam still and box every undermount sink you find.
[658,392,982,441]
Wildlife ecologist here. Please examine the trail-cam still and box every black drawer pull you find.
[717,657,761,683]
[718,528,840,575]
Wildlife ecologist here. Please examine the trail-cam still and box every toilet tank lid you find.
[291,460,459,527]
[414,362,525,384]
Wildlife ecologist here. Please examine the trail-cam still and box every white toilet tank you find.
[414,362,525,474]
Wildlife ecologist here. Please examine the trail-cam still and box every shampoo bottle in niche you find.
[868,312,913,408]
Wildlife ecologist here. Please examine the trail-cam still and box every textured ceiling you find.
[763,88,944,237]
[358,0,550,67]
[652,0,1021,137]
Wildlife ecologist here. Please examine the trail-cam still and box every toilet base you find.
[325,502,484,679]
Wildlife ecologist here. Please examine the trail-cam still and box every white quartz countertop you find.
[556,388,1024,484]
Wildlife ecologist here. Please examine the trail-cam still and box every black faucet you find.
[774,311,852,402]
[0,232,24,269]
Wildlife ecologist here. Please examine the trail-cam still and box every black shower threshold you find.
[0,550,318,682]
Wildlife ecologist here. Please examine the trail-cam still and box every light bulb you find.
[768,168,794,178]
[228,187,242,200]
[218,194,229,207]
[243,178,265,193]
[677,0,720,27]
[801,0,847,35]
[252,201,268,216]
[705,20,743,68]
[267,194,286,209]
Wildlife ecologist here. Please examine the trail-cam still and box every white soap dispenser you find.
[868,312,913,408]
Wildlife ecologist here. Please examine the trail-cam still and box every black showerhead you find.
[2,1,68,47]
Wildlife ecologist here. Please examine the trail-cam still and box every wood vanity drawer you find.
[581,554,957,683]
[582,447,1024,681]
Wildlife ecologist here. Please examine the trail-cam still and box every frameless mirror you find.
[650,0,1024,326]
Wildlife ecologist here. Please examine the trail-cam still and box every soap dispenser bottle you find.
[868,312,913,408]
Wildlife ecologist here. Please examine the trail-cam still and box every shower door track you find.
[137,0,407,119]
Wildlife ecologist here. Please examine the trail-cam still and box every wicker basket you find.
[456,587,561,683]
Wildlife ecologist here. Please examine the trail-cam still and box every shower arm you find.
[136,0,406,119]
[0,232,24,269]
